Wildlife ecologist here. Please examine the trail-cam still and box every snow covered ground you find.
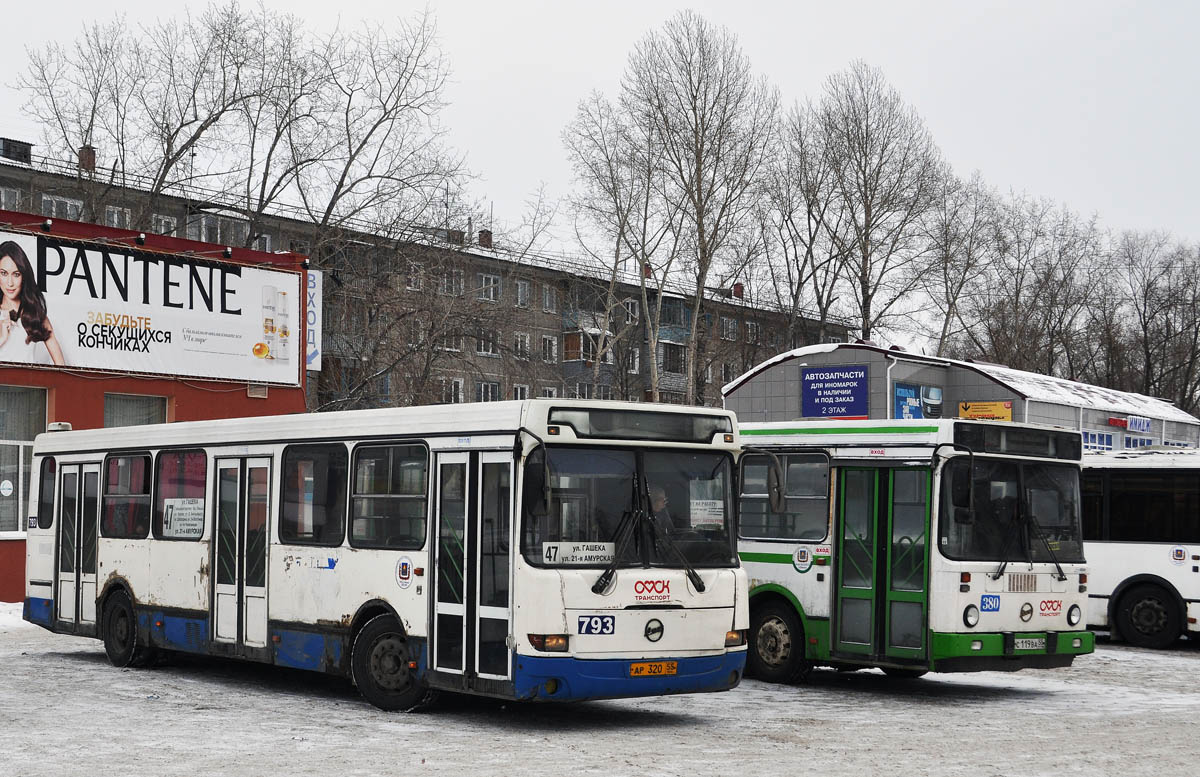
[2,601,1195,777]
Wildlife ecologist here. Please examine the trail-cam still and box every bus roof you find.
[34,399,738,455]
[1082,447,1200,468]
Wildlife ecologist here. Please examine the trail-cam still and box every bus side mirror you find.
[767,459,785,514]
[951,467,970,508]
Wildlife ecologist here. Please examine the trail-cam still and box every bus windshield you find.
[938,458,1084,563]
[521,446,736,568]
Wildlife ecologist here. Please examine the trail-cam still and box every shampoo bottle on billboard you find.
[276,290,289,362]
[260,285,277,359]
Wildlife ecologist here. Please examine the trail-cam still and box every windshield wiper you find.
[592,509,641,594]
[647,520,706,593]
[1026,511,1068,581]
[990,500,1026,580]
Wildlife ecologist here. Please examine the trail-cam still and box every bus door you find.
[834,467,930,662]
[55,463,100,632]
[212,457,271,651]
[431,451,514,684]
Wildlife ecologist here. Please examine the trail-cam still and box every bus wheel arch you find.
[350,612,434,712]
[1111,577,1184,649]
[747,592,811,683]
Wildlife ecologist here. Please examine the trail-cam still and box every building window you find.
[407,263,423,291]
[441,377,464,404]
[624,298,640,324]
[659,299,685,326]
[515,279,530,308]
[475,380,501,402]
[1164,440,1192,448]
[437,333,464,352]
[659,390,686,404]
[745,321,760,344]
[476,327,499,357]
[662,343,686,375]
[0,186,19,211]
[540,386,558,398]
[627,346,641,374]
[1082,431,1114,452]
[0,385,46,533]
[514,332,530,360]
[42,194,82,220]
[541,335,558,363]
[721,317,738,341]
[103,394,166,427]
[825,334,844,344]
[574,382,594,399]
[721,362,736,385]
[253,233,272,252]
[564,332,613,363]
[186,213,248,245]
[150,213,177,236]
[512,384,529,400]
[477,273,500,302]
[596,384,613,401]
[542,284,557,313]
[1124,436,1154,449]
[439,269,464,296]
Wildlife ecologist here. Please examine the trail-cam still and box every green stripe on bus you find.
[739,551,793,564]
[741,425,940,436]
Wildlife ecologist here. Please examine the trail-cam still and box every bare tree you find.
[623,11,779,403]
[759,101,850,347]
[918,170,996,355]
[820,60,941,341]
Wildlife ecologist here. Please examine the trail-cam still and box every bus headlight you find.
[725,630,746,647]
[1067,604,1082,627]
[528,634,569,652]
[963,604,980,628]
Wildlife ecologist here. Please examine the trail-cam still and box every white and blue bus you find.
[1081,448,1200,647]
[24,400,747,710]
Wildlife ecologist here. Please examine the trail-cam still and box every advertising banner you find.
[802,364,868,419]
[958,400,1014,421]
[895,382,944,419]
[0,231,302,385]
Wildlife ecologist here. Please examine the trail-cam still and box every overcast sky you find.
[2,0,1196,245]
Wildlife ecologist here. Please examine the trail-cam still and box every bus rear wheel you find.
[352,614,434,711]
[748,601,809,683]
[1116,584,1181,649]
[102,591,145,668]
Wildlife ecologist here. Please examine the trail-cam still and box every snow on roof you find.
[722,343,1199,425]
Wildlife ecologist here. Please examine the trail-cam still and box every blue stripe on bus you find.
[24,597,53,627]
[274,629,345,671]
[513,651,746,701]
[146,611,209,653]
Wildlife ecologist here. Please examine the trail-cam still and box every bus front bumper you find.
[929,630,1095,672]
[513,649,746,701]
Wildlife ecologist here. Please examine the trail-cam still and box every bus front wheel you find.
[102,591,145,668]
[1116,584,1181,649]
[748,601,809,683]
[352,614,434,711]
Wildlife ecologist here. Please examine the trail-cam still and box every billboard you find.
[958,400,1013,421]
[802,365,868,419]
[0,231,302,385]
[895,382,944,419]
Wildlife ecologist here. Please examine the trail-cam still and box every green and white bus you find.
[736,419,1094,681]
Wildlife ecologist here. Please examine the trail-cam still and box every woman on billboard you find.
[0,240,65,365]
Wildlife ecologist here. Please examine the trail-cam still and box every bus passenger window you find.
[350,444,427,550]
[153,450,207,540]
[37,457,56,529]
[281,444,348,546]
[739,454,829,541]
[101,454,152,539]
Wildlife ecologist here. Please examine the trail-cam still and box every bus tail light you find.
[725,630,746,647]
[1078,573,1087,584]
[528,634,569,652]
